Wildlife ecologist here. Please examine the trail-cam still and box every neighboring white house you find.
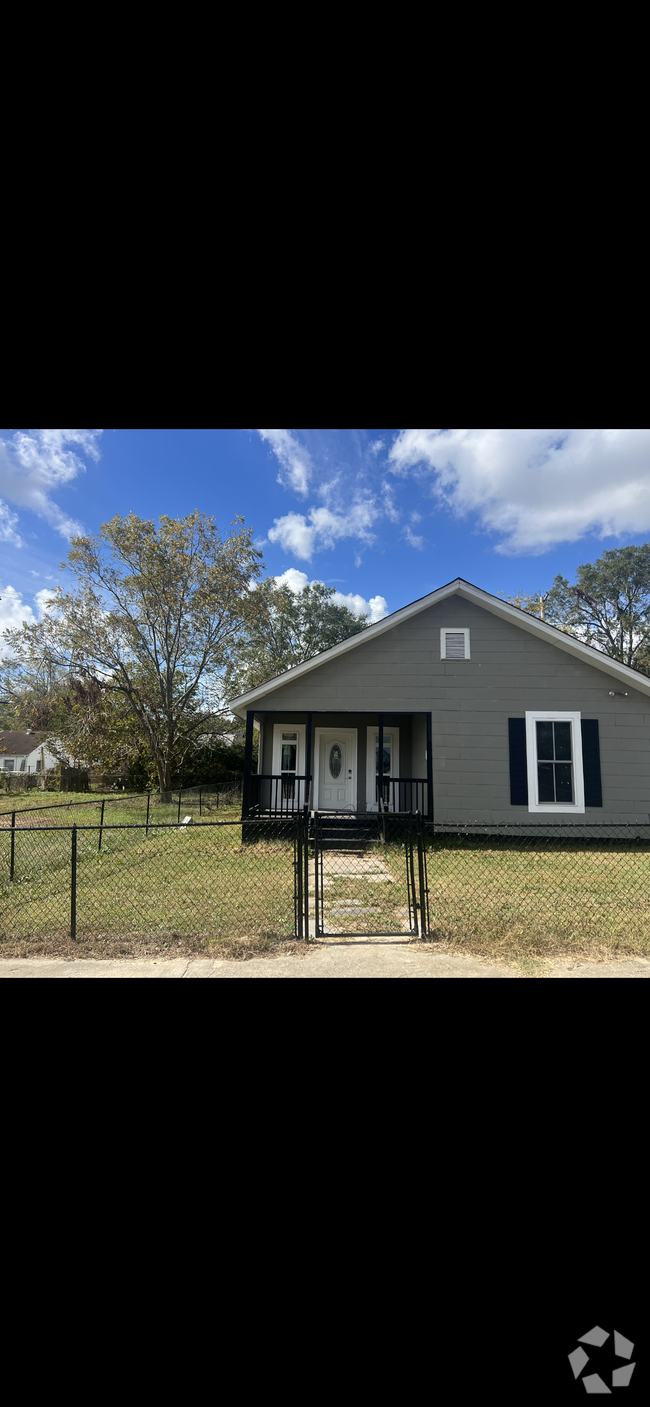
[0,730,60,775]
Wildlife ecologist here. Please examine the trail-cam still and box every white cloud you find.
[389,429,650,555]
[0,584,37,637]
[256,429,313,497]
[334,591,389,623]
[370,439,385,456]
[0,500,23,547]
[268,512,316,560]
[0,428,102,540]
[403,525,425,550]
[275,568,310,593]
[34,588,57,618]
[268,500,378,561]
[381,481,401,524]
[274,568,388,623]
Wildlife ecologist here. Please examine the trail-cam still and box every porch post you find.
[305,713,313,813]
[242,711,255,819]
[426,712,434,822]
[378,714,384,810]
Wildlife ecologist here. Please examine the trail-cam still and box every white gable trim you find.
[228,578,650,716]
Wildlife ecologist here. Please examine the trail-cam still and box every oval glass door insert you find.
[329,745,343,779]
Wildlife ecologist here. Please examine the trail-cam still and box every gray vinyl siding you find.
[251,597,650,824]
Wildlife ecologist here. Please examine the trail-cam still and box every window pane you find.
[554,722,572,761]
[536,722,554,760]
[281,744,297,772]
[538,763,555,802]
[329,746,343,779]
[555,764,574,804]
[375,736,392,775]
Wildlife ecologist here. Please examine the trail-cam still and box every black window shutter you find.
[581,719,603,807]
[508,719,528,805]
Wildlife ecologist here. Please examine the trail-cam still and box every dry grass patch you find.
[418,838,650,966]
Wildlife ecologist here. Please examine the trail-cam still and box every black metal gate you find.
[295,811,429,940]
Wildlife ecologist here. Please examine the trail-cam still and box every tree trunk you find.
[158,754,173,804]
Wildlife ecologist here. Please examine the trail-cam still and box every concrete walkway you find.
[1,949,649,978]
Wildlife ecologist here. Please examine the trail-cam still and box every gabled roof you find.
[0,730,46,757]
[228,578,650,717]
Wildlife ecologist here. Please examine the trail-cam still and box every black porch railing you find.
[249,775,429,817]
[376,778,429,815]
[251,775,310,818]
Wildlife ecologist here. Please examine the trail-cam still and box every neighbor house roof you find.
[0,730,46,757]
[228,577,650,717]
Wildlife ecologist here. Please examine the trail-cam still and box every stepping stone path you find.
[308,852,413,941]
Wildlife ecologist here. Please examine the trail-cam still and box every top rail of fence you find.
[0,793,146,819]
[0,819,294,833]
[0,779,243,820]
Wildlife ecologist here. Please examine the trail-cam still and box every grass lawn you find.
[423,838,650,964]
[0,820,301,959]
[0,790,241,828]
[1,816,649,965]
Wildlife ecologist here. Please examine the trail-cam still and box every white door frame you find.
[314,727,358,811]
[272,724,306,775]
[366,725,400,811]
[272,724,306,811]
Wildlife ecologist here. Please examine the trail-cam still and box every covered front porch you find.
[241,712,433,819]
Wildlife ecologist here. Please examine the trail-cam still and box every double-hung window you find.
[525,712,585,814]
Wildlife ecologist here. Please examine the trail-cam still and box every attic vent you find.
[441,628,471,661]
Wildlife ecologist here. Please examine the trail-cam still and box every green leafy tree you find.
[227,579,368,696]
[501,545,650,675]
[2,512,263,800]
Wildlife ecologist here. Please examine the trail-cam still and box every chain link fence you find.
[0,820,298,950]
[0,783,244,833]
[2,814,649,960]
[423,823,650,950]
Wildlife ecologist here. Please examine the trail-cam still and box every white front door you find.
[316,730,357,811]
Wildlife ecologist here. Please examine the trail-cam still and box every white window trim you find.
[440,628,471,661]
[525,711,585,814]
[366,726,400,812]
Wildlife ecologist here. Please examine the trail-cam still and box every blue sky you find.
[2,428,650,634]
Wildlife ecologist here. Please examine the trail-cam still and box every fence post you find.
[10,811,16,881]
[146,792,151,838]
[177,789,182,826]
[199,788,202,818]
[296,813,304,939]
[419,810,427,939]
[98,799,106,852]
[408,813,419,938]
[71,826,77,941]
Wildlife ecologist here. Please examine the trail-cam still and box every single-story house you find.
[229,577,650,825]
[0,730,59,775]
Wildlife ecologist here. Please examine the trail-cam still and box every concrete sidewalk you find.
[1,949,649,978]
